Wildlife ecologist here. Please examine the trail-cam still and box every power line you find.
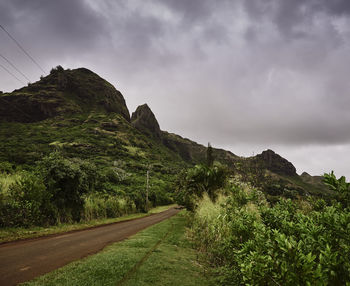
[0,24,46,74]
[0,53,31,82]
[0,62,25,85]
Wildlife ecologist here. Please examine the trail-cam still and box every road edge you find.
[0,207,179,247]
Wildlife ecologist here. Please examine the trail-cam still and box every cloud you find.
[0,0,349,176]
[243,0,350,38]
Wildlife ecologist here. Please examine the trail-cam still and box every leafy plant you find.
[324,171,350,207]
[0,172,51,227]
[40,152,97,223]
[190,180,350,285]
[175,164,227,210]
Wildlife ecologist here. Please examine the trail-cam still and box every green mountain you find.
[0,66,329,203]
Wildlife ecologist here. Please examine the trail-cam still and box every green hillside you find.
[0,66,331,227]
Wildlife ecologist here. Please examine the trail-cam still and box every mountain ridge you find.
[0,66,328,199]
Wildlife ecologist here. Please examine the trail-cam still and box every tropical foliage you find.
[187,175,350,285]
[324,171,350,207]
[175,163,227,210]
[0,150,170,227]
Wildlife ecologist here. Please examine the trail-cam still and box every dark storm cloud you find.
[158,0,224,24]
[0,0,349,176]
[0,0,107,76]
[244,0,350,36]
[1,0,105,44]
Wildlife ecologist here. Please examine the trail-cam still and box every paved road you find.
[0,207,180,286]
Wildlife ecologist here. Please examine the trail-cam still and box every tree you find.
[40,152,97,222]
[206,142,214,167]
[323,171,350,207]
[175,163,227,210]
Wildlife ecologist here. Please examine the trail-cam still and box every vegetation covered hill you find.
[0,66,130,123]
[1,66,348,285]
[0,66,331,227]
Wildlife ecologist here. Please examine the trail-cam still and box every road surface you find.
[0,207,180,286]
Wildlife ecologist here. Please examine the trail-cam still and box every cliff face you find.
[161,131,206,162]
[0,67,130,123]
[255,149,297,176]
[131,104,162,140]
[129,103,239,165]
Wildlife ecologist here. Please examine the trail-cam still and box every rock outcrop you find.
[0,67,130,123]
[131,104,162,140]
[161,131,203,162]
[300,172,325,188]
[255,149,297,176]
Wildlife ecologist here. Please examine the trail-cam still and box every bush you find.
[324,171,350,208]
[82,193,135,221]
[190,181,350,285]
[40,152,97,223]
[0,161,14,173]
[0,172,52,227]
[175,163,227,210]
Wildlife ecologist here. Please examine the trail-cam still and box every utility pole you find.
[146,168,149,211]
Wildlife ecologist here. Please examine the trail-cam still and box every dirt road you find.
[0,207,180,286]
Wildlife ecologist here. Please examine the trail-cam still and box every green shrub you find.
[175,163,227,210]
[0,161,14,173]
[0,172,52,227]
[40,152,97,223]
[324,171,350,208]
[190,181,350,285]
[82,193,136,221]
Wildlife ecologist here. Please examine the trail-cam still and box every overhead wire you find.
[0,62,25,85]
[0,53,31,82]
[0,24,43,122]
[0,55,33,121]
[0,24,46,74]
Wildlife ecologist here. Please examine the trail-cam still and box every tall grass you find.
[190,180,350,285]
[0,173,22,195]
[0,171,138,227]
[82,194,136,221]
[194,194,226,224]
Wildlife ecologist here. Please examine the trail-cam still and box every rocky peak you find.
[0,66,130,123]
[256,149,297,176]
[131,104,161,140]
[301,172,311,177]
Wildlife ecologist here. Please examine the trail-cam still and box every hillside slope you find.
[0,66,130,123]
[0,66,328,202]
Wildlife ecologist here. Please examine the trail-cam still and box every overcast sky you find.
[1,0,349,177]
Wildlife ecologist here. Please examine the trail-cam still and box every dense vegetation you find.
[0,67,191,227]
[0,66,330,229]
[0,89,186,227]
[0,153,132,226]
[179,164,350,285]
[1,66,348,285]
[0,144,179,227]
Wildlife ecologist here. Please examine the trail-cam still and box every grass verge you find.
[0,204,176,243]
[21,211,210,286]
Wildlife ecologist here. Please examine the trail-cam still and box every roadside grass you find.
[21,211,211,286]
[0,204,176,243]
[148,204,176,214]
